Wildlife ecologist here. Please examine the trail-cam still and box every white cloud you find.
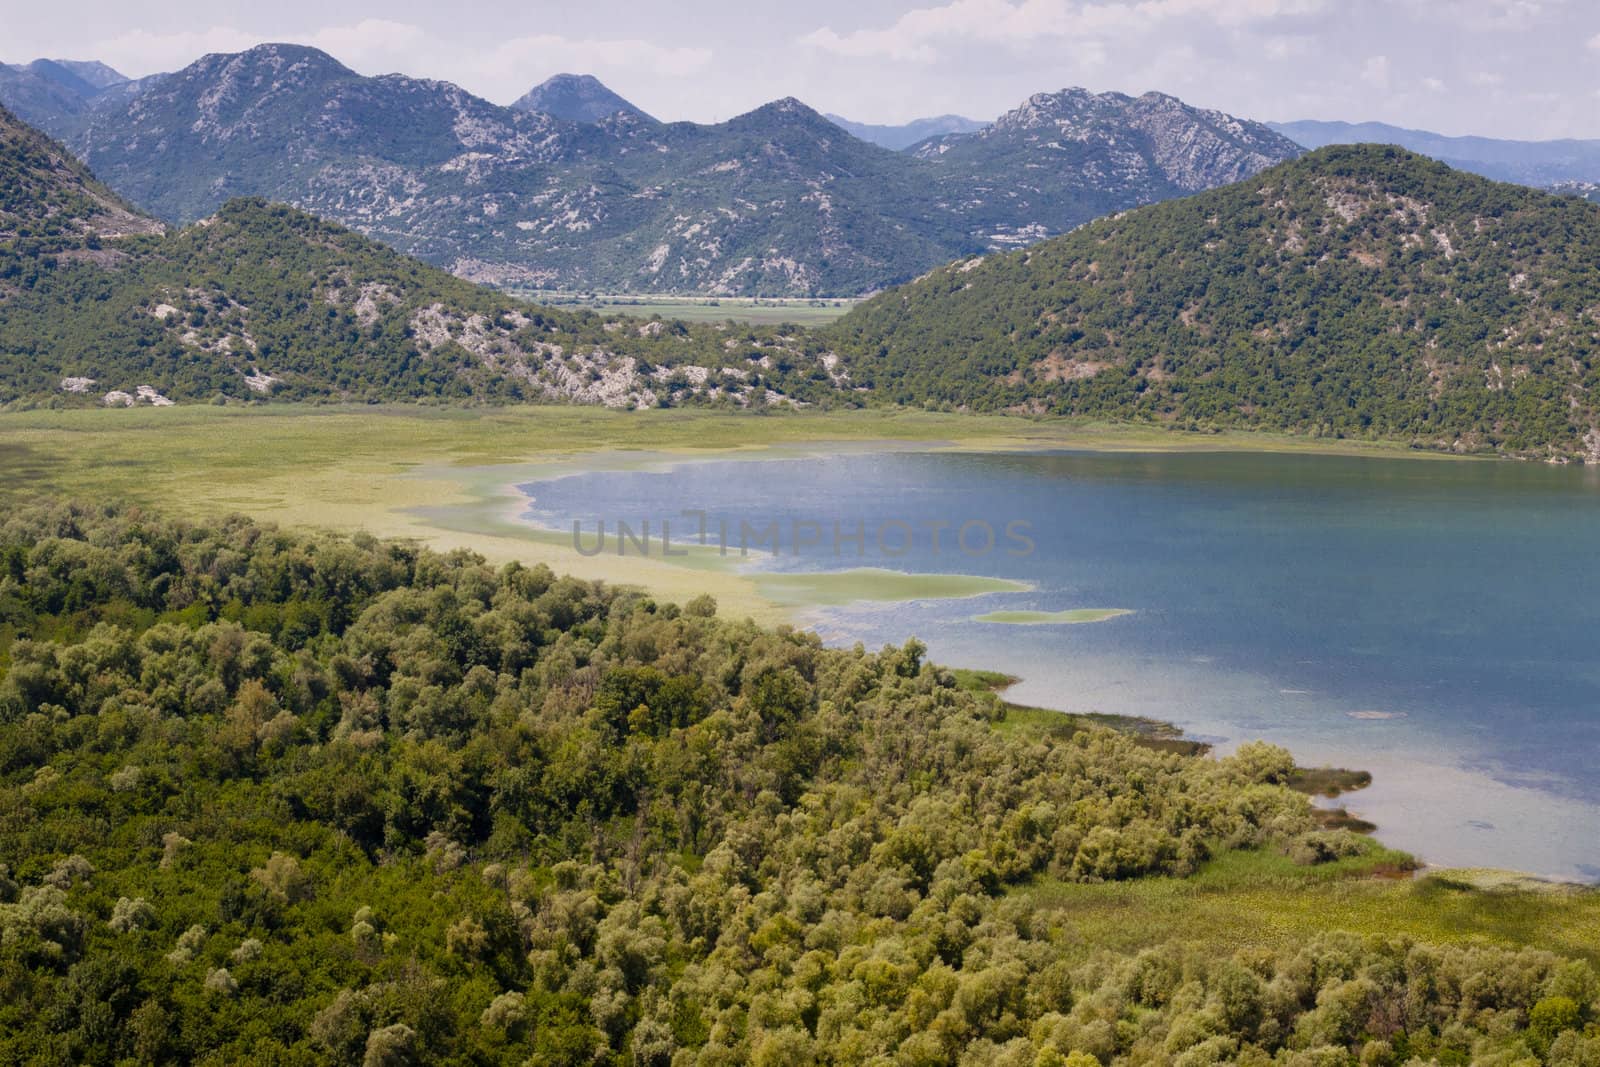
[1588,32,1600,50]
[86,27,264,74]
[299,20,428,73]
[1421,76,1446,93]
[801,0,1328,63]
[1360,54,1390,90]
[84,21,711,101]
[486,34,712,81]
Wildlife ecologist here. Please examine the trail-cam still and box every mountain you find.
[68,46,967,296]
[63,46,1301,295]
[0,104,837,409]
[0,58,136,136]
[511,73,653,123]
[29,59,128,94]
[824,112,985,151]
[831,145,1600,461]
[0,102,163,243]
[592,97,976,295]
[0,62,98,134]
[911,88,1304,247]
[1271,120,1600,188]
[70,44,588,232]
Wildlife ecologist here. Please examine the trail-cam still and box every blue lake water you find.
[518,448,1600,879]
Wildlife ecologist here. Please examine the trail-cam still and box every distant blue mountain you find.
[824,113,985,150]
[1271,120,1600,188]
[0,58,139,137]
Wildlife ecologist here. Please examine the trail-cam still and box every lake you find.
[518,447,1600,880]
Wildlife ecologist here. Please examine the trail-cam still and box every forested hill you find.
[4,500,1598,1063]
[0,107,841,409]
[831,145,1600,460]
[0,102,163,245]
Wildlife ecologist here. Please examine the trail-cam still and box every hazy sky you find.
[6,0,1600,138]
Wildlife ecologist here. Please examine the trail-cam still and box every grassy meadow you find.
[0,404,1453,623]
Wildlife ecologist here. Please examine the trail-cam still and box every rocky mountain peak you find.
[730,97,837,132]
[191,43,355,84]
[511,73,653,124]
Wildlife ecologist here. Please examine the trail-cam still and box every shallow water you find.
[519,449,1600,880]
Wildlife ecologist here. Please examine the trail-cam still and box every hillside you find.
[0,107,838,409]
[1273,119,1600,189]
[46,44,1296,296]
[511,73,653,123]
[603,98,976,295]
[831,145,1600,460]
[0,102,163,244]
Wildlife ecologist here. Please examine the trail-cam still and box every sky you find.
[5,0,1600,139]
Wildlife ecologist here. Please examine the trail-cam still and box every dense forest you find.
[831,146,1600,460]
[0,501,1597,1063]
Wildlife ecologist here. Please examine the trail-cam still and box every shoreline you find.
[962,672,1599,889]
[392,424,1498,626]
[3,406,1593,883]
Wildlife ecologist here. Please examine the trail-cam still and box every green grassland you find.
[1024,847,1600,965]
[0,405,1459,624]
[974,608,1135,625]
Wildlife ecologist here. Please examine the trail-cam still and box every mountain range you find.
[1271,120,1600,188]
[7,96,1600,460]
[0,103,836,410]
[0,58,157,138]
[1,44,1301,296]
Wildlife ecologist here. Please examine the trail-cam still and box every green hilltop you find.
[832,145,1600,460]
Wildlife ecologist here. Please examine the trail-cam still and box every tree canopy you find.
[0,502,1597,1063]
